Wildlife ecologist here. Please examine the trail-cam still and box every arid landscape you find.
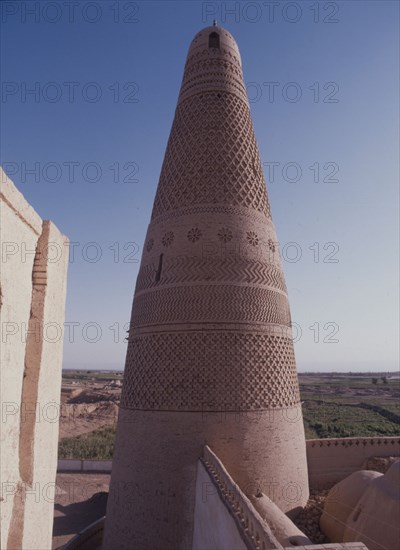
[53,372,399,548]
[58,370,400,459]
[53,369,399,548]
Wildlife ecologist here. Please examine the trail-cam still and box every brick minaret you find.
[103,25,309,549]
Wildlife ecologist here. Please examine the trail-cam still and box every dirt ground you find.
[52,473,110,549]
[58,372,399,442]
[59,382,120,439]
[54,371,398,547]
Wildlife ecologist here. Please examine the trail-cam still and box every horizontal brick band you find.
[121,332,300,411]
[135,257,287,294]
[131,285,291,328]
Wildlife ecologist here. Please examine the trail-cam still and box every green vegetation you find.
[62,369,123,382]
[301,401,400,439]
[58,426,116,459]
[299,373,400,439]
[58,373,399,459]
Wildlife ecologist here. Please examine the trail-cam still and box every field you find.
[300,373,400,438]
[58,371,400,459]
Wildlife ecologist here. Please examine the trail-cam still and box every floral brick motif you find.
[162,231,174,247]
[218,227,233,243]
[246,231,259,247]
[146,238,154,252]
[187,227,202,243]
[268,238,276,253]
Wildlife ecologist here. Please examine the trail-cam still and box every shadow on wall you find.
[53,492,108,539]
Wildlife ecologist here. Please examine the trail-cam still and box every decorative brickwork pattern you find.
[152,204,270,225]
[308,437,400,449]
[135,257,287,293]
[146,238,154,252]
[32,243,48,287]
[178,56,247,103]
[151,91,271,219]
[121,333,300,411]
[218,227,233,243]
[130,286,291,327]
[178,30,246,103]
[104,26,309,549]
[161,231,174,247]
[187,227,202,243]
[246,231,259,247]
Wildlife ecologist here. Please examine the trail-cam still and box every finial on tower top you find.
[213,19,217,26]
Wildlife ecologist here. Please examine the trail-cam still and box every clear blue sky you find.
[1,1,398,372]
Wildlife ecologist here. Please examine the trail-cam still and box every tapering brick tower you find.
[103,24,309,549]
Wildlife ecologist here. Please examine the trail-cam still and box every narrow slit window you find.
[209,32,220,49]
[155,253,164,283]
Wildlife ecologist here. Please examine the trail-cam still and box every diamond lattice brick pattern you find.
[151,91,271,219]
[121,333,300,411]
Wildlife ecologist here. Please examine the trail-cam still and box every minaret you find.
[103,25,309,549]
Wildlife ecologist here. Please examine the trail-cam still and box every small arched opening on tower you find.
[208,32,220,49]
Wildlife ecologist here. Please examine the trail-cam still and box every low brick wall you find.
[306,436,400,488]
[58,459,112,473]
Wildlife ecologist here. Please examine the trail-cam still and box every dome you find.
[178,25,246,105]
[186,25,242,67]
